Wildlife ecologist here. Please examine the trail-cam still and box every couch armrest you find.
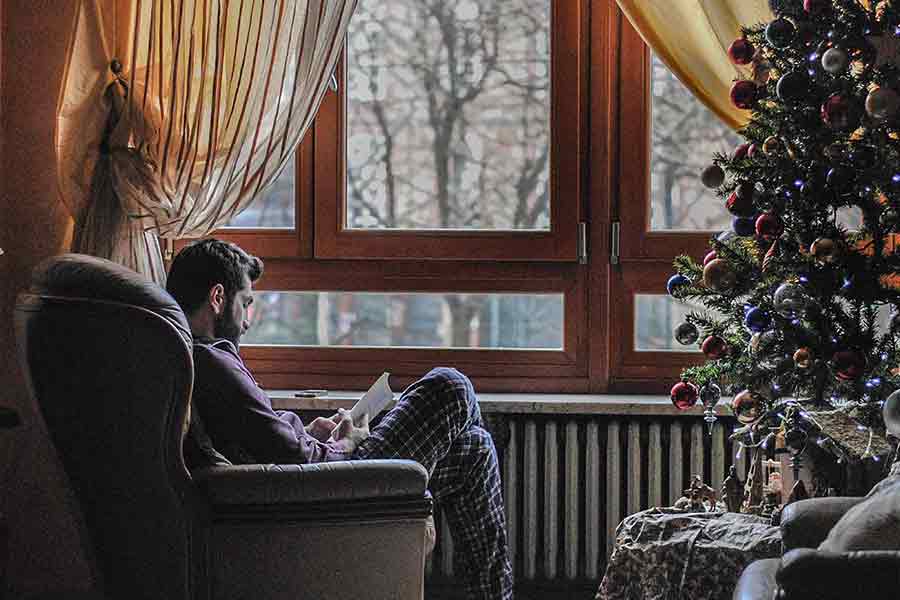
[193,460,430,518]
[775,548,900,599]
[780,497,865,551]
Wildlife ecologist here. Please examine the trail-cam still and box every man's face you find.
[215,274,253,347]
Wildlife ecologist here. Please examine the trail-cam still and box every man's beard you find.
[214,297,243,348]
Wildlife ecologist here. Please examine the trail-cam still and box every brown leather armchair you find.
[733,495,900,600]
[14,254,432,600]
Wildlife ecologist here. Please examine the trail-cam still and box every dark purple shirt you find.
[192,338,351,464]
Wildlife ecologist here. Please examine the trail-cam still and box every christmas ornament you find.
[728,38,756,65]
[674,321,700,346]
[793,347,813,369]
[883,389,900,436]
[777,71,809,104]
[733,216,757,237]
[731,80,758,110]
[784,428,808,452]
[755,213,783,239]
[865,87,900,121]
[703,250,718,266]
[822,47,850,73]
[774,283,809,318]
[726,190,755,217]
[762,240,779,273]
[763,136,782,155]
[744,307,772,332]
[747,143,760,159]
[765,18,796,49]
[701,164,725,189]
[701,383,722,431]
[671,381,699,410]
[667,273,691,296]
[811,237,841,263]
[821,94,858,129]
[832,349,866,380]
[701,335,728,359]
[732,143,751,161]
[803,0,830,14]
[732,390,764,424]
[703,259,737,291]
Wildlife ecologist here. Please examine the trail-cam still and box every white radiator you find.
[426,414,742,583]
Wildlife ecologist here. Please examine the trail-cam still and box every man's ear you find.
[209,283,226,315]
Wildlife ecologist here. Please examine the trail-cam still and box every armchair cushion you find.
[780,496,865,551]
[818,482,900,552]
[776,548,900,600]
[193,460,428,506]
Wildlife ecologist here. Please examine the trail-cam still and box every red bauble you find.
[747,143,760,159]
[726,191,755,217]
[728,38,756,65]
[730,80,758,110]
[732,390,763,424]
[671,381,699,410]
[701,335,728,360]
[832,349,866,380]
[804,0,831,14]
[703,250,717,266]
[755,213,783,239]
[821,94,857,129]
[732,143,751,161]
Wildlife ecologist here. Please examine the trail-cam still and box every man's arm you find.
[193,344,359,463]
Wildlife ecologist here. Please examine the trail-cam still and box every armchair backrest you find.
[14,254,200,600]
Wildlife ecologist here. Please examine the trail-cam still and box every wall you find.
[1,0,95,594]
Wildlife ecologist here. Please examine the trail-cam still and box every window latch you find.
[610,221,620,265]
[578,222,589,265]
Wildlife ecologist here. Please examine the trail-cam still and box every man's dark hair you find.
[166,238,263,315]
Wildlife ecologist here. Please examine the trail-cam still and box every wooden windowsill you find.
[269,390,732,417]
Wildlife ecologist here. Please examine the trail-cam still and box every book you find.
[330,372,393,440]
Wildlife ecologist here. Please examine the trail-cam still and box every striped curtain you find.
[56,0,356,282]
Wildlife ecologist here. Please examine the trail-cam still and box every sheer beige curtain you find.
[56,0,356,282]
[616,0,772,130]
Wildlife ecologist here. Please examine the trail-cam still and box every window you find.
[201,3,723,393]
[208,0,589,393]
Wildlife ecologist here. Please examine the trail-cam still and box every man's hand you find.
[332,408,369,453]
[305,413,340,443]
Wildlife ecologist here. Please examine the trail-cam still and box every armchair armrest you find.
[780,497,864,551]
[776,548,900,600]
[193,460,431,520]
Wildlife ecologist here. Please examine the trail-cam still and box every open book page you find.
[330,372,393,441]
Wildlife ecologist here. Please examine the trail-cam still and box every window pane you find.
[225,158,296,228]
[243,291,563,349]
[650,54,740,231]
[345,0,551,231]
[635,294,709,352]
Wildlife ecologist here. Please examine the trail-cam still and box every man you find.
[166,238,513,600]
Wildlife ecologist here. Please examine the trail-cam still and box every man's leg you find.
[352,367,513,600]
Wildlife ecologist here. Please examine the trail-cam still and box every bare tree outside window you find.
[346,0,551,231]
[650,53,739,232]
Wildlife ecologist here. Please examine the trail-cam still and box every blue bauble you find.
[744,307,772,332]
[733,216,757,236]
[667,274,691,296]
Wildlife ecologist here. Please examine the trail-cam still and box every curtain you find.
[56,0,356,282]
[616,0,773,131]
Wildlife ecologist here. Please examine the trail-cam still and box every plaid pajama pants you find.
[353,367,514,600]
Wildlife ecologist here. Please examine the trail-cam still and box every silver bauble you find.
[884,389,900,437]
[773,283,809,318]
[866,87,900,122]
[700,383,722,409]
[674,321,700,346]
[821,48,849,74]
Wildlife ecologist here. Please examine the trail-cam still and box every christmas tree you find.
[667,0,900,460]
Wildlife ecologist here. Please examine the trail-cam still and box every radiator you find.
[426,414,742,584]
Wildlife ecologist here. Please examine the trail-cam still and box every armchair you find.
[733,492,900,599]
[14,254,432,600]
